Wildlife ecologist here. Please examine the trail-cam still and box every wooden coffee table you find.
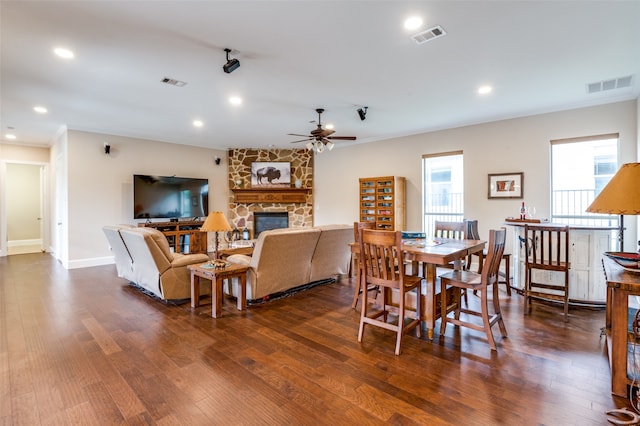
[188,263,249,318]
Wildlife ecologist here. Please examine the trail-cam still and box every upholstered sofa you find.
[225,224,353,301]
[103,225,209,301]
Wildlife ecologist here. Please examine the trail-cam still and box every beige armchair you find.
[119,227,209,300]
[102,225,136,283]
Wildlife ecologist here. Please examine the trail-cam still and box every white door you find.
[5,163,44,255]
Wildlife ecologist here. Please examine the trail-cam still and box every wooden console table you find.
[139,220,207,254]
[603,256,640,397]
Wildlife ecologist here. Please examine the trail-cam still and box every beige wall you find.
[0,144,49,163]
[313,100,638,251]
[63,130,227,268]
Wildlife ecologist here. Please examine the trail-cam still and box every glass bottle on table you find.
[520,202,526,220]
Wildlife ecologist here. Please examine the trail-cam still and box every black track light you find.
[223,48,240,74]
[357,106,368,121]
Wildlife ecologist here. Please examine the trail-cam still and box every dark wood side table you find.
[188,263,249,318]
[602,256,640,397]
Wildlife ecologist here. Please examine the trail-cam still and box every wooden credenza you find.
[603,256,640,397]
[359,176,405,231]
[139,220,207,254]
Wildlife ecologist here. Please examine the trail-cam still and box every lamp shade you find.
[200,211,232,232]
[585,163,640,214]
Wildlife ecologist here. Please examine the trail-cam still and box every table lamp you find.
[201,211,233,259]
[586,162,640,252]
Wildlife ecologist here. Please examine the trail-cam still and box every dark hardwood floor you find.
[0,253,632,425]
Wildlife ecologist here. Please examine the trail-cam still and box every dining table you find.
[351,237,486,340]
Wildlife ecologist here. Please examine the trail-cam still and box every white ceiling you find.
[2,1,639,150]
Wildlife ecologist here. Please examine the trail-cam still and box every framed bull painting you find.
[250,161,291,188]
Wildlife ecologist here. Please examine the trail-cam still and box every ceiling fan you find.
[289,108,356,152]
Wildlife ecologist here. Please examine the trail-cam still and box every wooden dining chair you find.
[465,219,512,296]
[358,229,422,355]
[524,224,571,322]
[351,221,377,308]
[439,228,508,351]
[434,220,469,304]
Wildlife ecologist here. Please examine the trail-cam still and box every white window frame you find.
[422,151,464,236]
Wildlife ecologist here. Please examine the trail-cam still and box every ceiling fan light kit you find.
[289,108,357,154]
[223,48,240,74]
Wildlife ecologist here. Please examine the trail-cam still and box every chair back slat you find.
[482,228,507,287]
[524,225,569,270]
[434,220,467,240]
[465,219,481,240]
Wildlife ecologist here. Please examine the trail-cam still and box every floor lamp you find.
[200,211,232,259]
[586,162,640,252]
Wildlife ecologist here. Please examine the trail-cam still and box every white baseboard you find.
[7,238,42,247]
[7,239,43,255]
[66,256,114,270]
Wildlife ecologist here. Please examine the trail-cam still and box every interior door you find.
[5,163,44,255]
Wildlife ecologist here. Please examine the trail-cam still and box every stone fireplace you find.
[227,148,313,238]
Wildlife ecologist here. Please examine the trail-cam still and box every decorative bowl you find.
[604,252,640,270]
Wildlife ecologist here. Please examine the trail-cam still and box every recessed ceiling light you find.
[5,134,17,140]
[193,120,203,127]
[54,47,74,59]
[325,123,334,130]
[478,85,493,95]
[33,106,48,114]
[229,96,242,105]
[404,16,423,30]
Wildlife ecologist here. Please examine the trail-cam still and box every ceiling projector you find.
[223,58,240,74]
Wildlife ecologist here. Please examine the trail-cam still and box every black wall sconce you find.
[357,106,368,121]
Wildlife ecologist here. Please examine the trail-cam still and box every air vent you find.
[411,25,447,45]
[586,75,633,94]
[161,77,187,87]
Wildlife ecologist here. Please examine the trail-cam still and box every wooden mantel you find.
[232,188,310,204]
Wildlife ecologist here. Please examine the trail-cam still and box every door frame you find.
[0,160,50,257]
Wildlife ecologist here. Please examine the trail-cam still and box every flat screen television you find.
[133,174,208,219]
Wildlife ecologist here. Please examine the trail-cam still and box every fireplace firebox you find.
[254,212,289,238]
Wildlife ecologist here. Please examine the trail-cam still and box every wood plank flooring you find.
[0,253,632,424]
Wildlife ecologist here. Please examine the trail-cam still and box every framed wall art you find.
[250,161,291,188]
[488,172,523,199]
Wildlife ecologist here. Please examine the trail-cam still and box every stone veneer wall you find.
[227,148,313,238]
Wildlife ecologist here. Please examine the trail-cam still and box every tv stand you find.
[139,220,207,254]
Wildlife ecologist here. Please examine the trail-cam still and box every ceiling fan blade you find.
[327,136,357,141]
[288,133,310,137]
[290,138,313,143]
[319,129,335,137]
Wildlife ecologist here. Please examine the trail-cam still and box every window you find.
[422,151,463,236]
[551,133,618,226]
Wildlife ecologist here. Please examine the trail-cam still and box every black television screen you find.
[133,174,209,219]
